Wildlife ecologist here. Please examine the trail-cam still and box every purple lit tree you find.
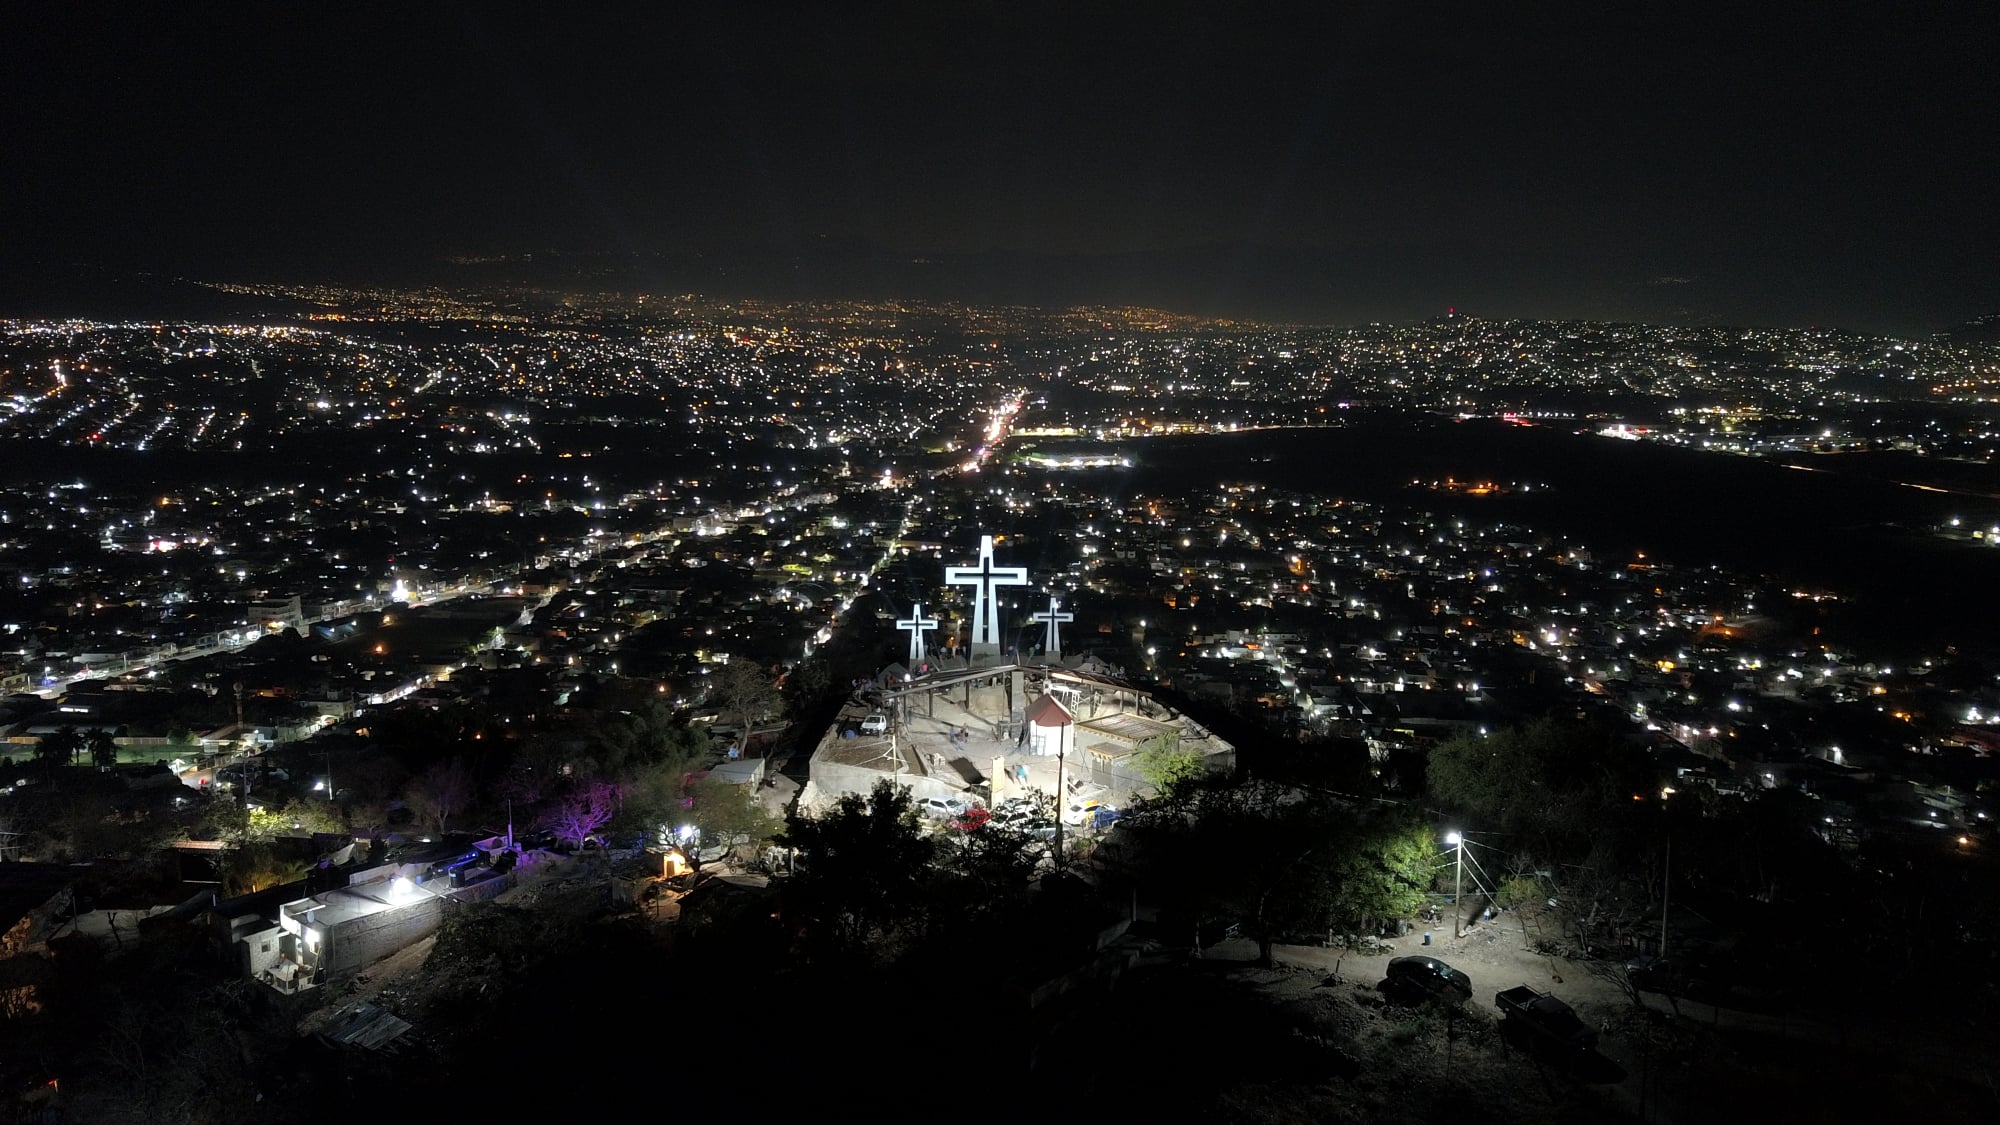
[549,779,622,850]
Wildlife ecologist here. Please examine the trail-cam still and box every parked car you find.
[859,713,890,735]
[915,794,976,818]
[1062,797,1115,826]
[991,809,1059,839]
[991,807,1059,836]
[1381,955,1474,1005]
[1495,986,1598,1051]
[1625,956,1729,1000]
[427,850,483,880]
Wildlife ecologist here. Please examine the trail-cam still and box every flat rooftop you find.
[289,878,445,927]
[1078,712,1178,743]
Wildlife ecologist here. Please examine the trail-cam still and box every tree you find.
[779,779,936,960]
[1132,731,1204,795]
[73,977,267,1123]
[1207,785,1349,967]
[781,651,833,720]
[338,749,409,819]
[926,819,1042,938]
[1688,787,1842,905]
[274,798,345,836]
[1328,813,1435,938]
[682,775,782,866]
[547,779,621,850]
[407,758,474,835]
[47,792,124,860]
[241,806,291,843]
[1426,716,1655,865]
[1127,777,1349,966]
[614,758,690,845]
[494,734,566,809]
[188,794,248,845]
[712,661,779,742]
[35,727,81,782]
[597,698,708,777]
[221,843,309,896]
[85,728,118,770]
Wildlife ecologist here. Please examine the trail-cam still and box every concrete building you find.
[229,859,511,993]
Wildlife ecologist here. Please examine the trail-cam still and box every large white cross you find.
[895,602,939,666]
[1030,595,1074,656]
[944,534,1028,649]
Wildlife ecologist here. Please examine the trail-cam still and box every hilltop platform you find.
[801,661,1232,814]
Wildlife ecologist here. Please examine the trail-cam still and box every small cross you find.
[1030,595,1074,657]
[895,602,940,665]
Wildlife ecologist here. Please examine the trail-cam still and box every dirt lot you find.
[1130,909,2000,1124]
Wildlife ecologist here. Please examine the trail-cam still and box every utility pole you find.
[1661,833,1671,960]
[1446,830,1465,939]
[1660,786,1675,960]
[1053,721,1067,870]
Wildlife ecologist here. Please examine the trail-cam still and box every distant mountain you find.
[420,242,1950,333]
[6,248,1983,337]
[421,241,1565,328]
[0,262,312,323]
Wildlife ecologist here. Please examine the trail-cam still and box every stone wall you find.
[803,755,971,814]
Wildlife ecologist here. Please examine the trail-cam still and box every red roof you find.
[1025,694,1073,727]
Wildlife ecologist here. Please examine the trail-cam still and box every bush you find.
[1495,875,1541,909]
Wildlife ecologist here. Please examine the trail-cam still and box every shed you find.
[708,757,766,787]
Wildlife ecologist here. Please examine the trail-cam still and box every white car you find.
[915,794,976,818]
[993,810,1059,839]
[859,713,890,735]
[1062,798,1116,827]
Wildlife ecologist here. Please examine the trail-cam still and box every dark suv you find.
[1626,956,1727,998]
[1382,955,1474,1005]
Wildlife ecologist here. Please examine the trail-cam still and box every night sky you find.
[5,2,1996,330]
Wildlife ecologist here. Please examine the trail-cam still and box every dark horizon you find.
[5,4,1998,334]
[5,251,1994,341]
[14,242,1998,338]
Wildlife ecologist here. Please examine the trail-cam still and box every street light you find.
[1659,787,1675,959]
[1445,830,1464,939]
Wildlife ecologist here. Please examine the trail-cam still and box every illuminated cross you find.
[1030,595,1074,660]
[945,534,1029,655]
[896,602,939,666]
